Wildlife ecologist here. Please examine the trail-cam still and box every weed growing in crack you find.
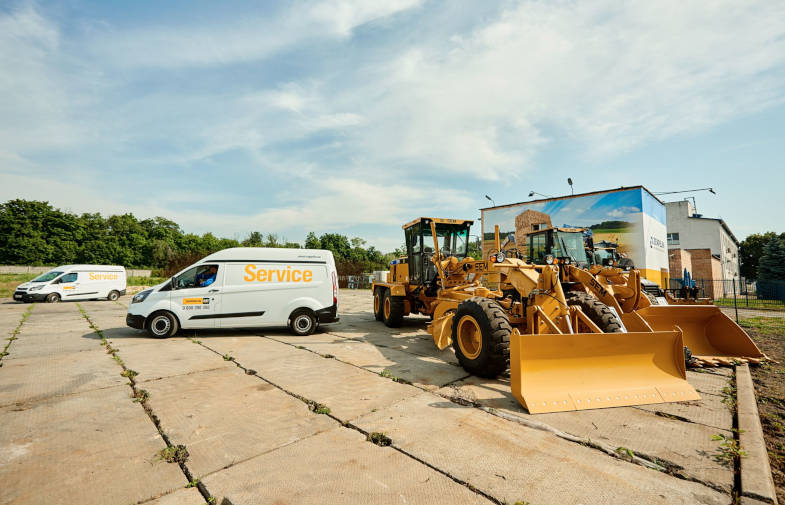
[711,432,746,466]
[322,353,335,359]
[295,345,306,350]
[133,389,150,403]
[1,304,34,364]
[379,369,392,378]
[121,369,137,379]
[158,445,189,464]
[222,354,234,361]
[311,404,331,415]
[615,446,635,461]
[367,432,392,447]
[186,478,200,488]
[721,383,737,410]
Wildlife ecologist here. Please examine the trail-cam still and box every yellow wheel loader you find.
[568,263,768,367]
[372,218,700,414]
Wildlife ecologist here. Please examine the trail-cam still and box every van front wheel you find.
[46,293,60,303]
[147,311,179,338]
[107,291,120,301]
[290,309,316,336]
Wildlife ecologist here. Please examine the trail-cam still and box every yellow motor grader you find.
[372,217,700,414]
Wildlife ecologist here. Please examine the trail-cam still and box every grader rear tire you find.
[373,288,385,321]
[564,292,623,333]
[451,297,510,378]
[382,290,404,328]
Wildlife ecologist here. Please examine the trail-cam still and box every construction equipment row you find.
[371,217,766,414]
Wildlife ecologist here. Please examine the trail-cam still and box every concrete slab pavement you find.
[354,391,728,505]
[142,366,336,478]
[203,427,492,505]
[0,386,187,505]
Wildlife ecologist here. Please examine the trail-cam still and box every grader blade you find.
[510,329,699,414]
[635,305,766,364]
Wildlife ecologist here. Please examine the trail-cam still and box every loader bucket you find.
[510,329,700,414]
[635,305,765,365]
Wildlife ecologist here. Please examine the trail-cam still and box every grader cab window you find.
[406,220,471,285]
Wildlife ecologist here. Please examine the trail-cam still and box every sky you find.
[1,0,784,252]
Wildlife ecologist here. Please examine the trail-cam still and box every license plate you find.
[14,295,22,299]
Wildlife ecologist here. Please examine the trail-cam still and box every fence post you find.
[732,279,739,323]
[745,280,749,307]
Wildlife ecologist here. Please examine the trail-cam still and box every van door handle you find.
[208,289,219,293]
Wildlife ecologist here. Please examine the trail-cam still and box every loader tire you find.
[564,292,623,333]
[382,290,404,328]
[451,297,510,378]
[373,288,385,321]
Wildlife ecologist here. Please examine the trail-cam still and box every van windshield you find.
[31,271,63,283]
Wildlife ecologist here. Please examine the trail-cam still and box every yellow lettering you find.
[276,270,285,282]
[286,266,291,282]
[303,270,312,282]
[244,264,256,282]
[258,269,267,282]
[292,270,301,282]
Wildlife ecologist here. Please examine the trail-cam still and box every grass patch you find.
[739,317,785,336]
[715,298,785,310]
[0,273,36,298]
[367,432,392,447]
[127,275,167,286]
[158,444,189,464]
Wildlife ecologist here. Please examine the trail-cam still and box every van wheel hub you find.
[295,315,312,332]
[152,316,170,335]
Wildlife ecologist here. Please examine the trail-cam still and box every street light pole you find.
[485,195,496,207]
[528,191,554,199]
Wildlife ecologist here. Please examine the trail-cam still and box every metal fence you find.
[667,278,785,311]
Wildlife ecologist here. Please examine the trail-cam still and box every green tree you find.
[304,232,320,249]
[739,232,782,279]
[242,231,264,247]
[758,237,785,281]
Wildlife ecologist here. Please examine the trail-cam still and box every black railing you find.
[667,278,785,312]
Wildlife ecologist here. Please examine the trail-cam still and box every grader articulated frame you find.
[372,218,699,414]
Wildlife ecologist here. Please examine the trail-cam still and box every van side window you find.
[174,265,219,289]
[60,273,78,283]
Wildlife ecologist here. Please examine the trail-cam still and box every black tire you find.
[382,290,404,327]
[45,293,60,303]
[147,311,179,338]
[289,308,316,336]
[643,291,659,306]
[373,288,385,321]
[107,290,120,301]
[451,297,510,378]
[564,292,623,332]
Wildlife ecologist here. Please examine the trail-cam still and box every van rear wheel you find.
[290,309,316,336]
[147,311,178,338]
[46,293,60,303]
[107,290,120,301]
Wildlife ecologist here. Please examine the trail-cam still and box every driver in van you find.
[197,266,218,287]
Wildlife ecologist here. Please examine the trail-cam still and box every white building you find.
[665,200,739,281]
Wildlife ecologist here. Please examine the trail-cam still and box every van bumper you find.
[13,291,46,303]
[126,314,146,329]
[316,303,339,324]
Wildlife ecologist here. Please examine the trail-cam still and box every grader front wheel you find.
[451,297,510,378]
[373,288,385,321]
[382,290,404,328]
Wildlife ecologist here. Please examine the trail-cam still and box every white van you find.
[126,248,339,337]
[14,265,127,303]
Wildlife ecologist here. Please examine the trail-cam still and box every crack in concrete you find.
[0,304,35,367]
[192,335,501,505]
[252,330,734,496]
[77,304,216,505]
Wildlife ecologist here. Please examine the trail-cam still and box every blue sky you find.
[1,0,784,251]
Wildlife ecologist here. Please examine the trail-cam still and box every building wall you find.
[687,249,723,298]
[669,248,692,279]
[665,200,739,281]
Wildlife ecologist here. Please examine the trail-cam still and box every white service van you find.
[14,265,127,303]
[126,248,339,337]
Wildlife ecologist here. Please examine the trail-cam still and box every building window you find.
[667,232,680,246]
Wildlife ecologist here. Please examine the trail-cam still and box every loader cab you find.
[527,228,589,266]
[590,240,634,270]
[403,217,473,287]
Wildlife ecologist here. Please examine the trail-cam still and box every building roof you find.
[479,185,663,211]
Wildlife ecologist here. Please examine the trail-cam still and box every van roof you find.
[200,248,335,263]
[48,265,126,271]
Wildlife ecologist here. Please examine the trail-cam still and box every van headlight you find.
[132,289,152,304]
[28,285,43,291]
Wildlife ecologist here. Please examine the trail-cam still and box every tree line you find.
[0,200,391,275]
[740,232,785,281]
